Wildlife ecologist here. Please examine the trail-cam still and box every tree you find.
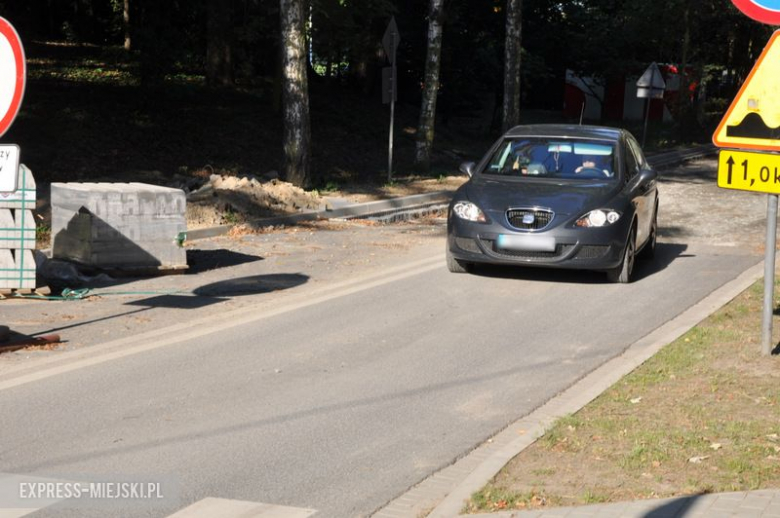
[502,0,522,133]
[207,0,234,87]
[123,0,131,50]
[414,0,445,172]
[280,0,311,188]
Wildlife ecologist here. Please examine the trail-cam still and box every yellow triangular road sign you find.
[713,30,780,151]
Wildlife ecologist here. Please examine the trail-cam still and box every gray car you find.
[446,124,658,283]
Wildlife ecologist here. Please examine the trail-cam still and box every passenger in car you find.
[511,154,530,175]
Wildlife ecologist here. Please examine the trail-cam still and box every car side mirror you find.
[639,168,657,184]
[459,161,476,178]
[628,168,657,192]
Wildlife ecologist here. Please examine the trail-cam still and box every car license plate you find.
[496,234,556,252]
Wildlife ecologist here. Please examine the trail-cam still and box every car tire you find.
[607,227,635,284]
[639,205,658,261]
[446,246,473,274]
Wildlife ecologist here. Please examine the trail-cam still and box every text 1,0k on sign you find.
[718,150,780,195]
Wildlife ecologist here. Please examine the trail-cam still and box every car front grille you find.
[454,237,481,253]
[573,245,610,259]
[482,239,573,259]
[506,209,554,231]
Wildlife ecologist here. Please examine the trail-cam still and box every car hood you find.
[464,177,622,218]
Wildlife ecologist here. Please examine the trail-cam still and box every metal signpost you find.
[713,25,780,355]
[382,17,399,183]
[0,16,26,193]
[636,62,666,149]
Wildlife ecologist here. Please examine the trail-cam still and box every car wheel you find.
[639,206,658,260]
[607,228,635,284]
[446,246,473,274]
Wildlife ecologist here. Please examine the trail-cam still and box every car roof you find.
[503,124,624,142]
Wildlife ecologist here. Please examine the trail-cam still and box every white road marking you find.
[0,255,443,392]
[166,497,316,518]
[0,473,71,517]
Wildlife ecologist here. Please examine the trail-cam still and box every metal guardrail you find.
[647,144,717,168]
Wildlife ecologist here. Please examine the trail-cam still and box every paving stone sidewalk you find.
[465,489,780,518]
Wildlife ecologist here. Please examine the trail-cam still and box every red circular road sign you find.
[732,0,780,24]
[0,17,26,139]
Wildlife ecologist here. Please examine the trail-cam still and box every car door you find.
[625,135,657,247]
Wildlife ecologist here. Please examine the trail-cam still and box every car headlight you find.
[452,201,487,222]
[575,209,621,227]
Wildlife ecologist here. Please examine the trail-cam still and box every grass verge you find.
[467,279,780,514]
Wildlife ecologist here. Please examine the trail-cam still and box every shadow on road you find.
[632,243,690,282]
[185,249,264,274]
[23,273,309,338]
[471,243,689,284]
[43,249,265,294]
[125,294,226,309]
[192,273,309,297]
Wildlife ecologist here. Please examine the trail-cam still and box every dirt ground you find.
[182,173,468,228]
[656,157,770,251]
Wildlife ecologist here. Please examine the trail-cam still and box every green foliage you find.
[4,0,769,149]
[222,209,240,225]
[322,181,340,192]
[582,490,609,504]
[35,223,51,247]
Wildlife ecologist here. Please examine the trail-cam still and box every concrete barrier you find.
[51,182,187,270]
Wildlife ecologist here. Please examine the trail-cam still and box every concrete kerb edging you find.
[185,191,454,241]
[373,261,764,518]
[184,145,717,243]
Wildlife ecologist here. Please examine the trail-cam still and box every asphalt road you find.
[0,159,768,517]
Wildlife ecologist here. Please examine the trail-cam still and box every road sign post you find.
[636,62,665,148]
[764,194,778,355]
[382,17,399,183]
[714,29,780,355]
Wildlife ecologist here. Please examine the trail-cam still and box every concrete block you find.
[51,182,187,269]
[0,209,36,249]
[0,248,36,289]
[0,165,36,210]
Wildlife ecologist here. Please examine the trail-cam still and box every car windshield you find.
[482,138,617,180]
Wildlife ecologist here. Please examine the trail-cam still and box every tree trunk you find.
[207,0,234,87]
[280,0,312,188]
[675,1,691,135]
[502,0,522,133]
[123,0,131,51]
[414,0,445,172]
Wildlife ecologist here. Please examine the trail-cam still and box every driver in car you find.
[575,156,610,176]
